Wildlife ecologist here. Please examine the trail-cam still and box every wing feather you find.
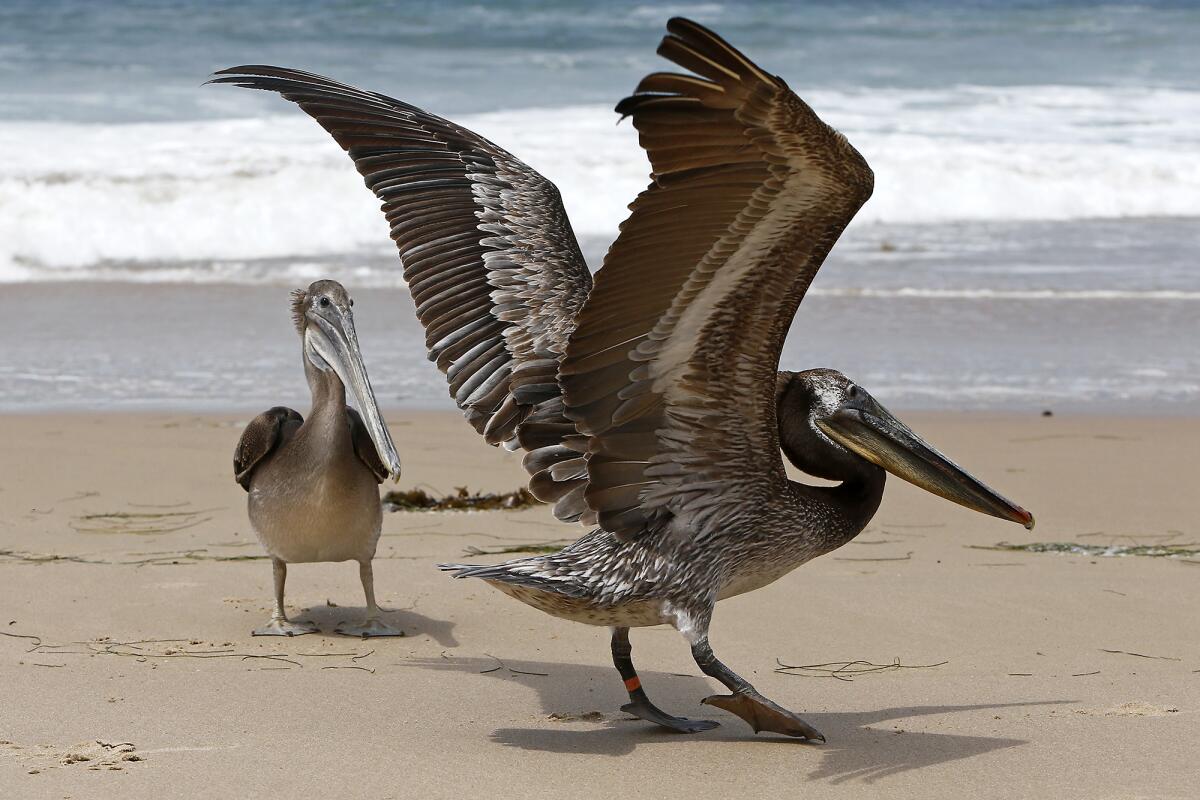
[212,67,594,519]
[233,407,303,491]
[561,17,874,541]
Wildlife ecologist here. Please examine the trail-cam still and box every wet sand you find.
[6,281,1198,415]
[0,410,1197,798]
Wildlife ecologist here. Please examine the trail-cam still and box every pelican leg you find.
[334,560,405,638]
[252,558,318,637]
[691,637,824,741]
[612,627,718,733]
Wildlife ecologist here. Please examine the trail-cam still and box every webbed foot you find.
[702,692,824,741]
[252,617,319,637]
[334,618,405,638]
[621,698,719,733]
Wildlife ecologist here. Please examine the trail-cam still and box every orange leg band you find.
[624,676,642,692]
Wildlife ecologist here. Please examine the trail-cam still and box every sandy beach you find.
[1,409,1196,799]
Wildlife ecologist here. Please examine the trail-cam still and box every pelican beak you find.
[817,399,1033,529]
[305,306,402,481]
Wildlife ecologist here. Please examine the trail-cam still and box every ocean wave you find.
[3,84,1200,281]
[8,258,407,287]
[808,288,1200,300]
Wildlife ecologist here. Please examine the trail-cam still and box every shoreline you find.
[6,263,1199,416]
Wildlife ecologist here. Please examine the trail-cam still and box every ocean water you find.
[2,1,1198,411]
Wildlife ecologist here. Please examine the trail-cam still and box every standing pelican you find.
[234,280,403,637]
[214,18,1033,737]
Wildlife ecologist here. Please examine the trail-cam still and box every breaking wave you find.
[3,85,1199,282]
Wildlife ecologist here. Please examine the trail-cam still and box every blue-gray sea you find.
[1,1,1197,412]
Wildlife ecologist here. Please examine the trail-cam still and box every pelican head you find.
[291,280,402,480]
[778,369,1033,529]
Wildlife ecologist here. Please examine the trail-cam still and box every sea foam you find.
[3,85,1199,282]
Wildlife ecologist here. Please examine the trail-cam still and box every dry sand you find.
[0,410,1197,799]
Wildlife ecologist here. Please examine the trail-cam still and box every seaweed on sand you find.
[973,541,1200,559]
[69,509,215,535]
[382,486,540,512]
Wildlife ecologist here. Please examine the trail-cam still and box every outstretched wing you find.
[234,406,304,491]
[210,67,594,521]
[561,18,874,541]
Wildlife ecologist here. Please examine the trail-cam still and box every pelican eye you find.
[320,297,331,308]
[847,385,859,399]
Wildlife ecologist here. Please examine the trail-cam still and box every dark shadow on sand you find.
[295,604,459,647]
[405,652,1073,783]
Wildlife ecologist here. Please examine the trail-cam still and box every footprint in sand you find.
[1,739,145,774]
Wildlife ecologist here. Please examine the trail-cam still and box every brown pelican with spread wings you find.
[213,17,1033,740]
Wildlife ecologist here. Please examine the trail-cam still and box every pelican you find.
[214,18,1033,738]
[233,280,404,638]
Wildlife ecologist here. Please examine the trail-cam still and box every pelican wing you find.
[561,18,874,541]
[346,407,389,484]
[211,67,595,521]
[234,406,303,491]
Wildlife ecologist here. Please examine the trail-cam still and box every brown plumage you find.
[214,17,1032,740]
[235,406,386,490]
[562,17,874,541]
[210,64,596,523]
[232,279,403,638]
[234,406,303,490]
